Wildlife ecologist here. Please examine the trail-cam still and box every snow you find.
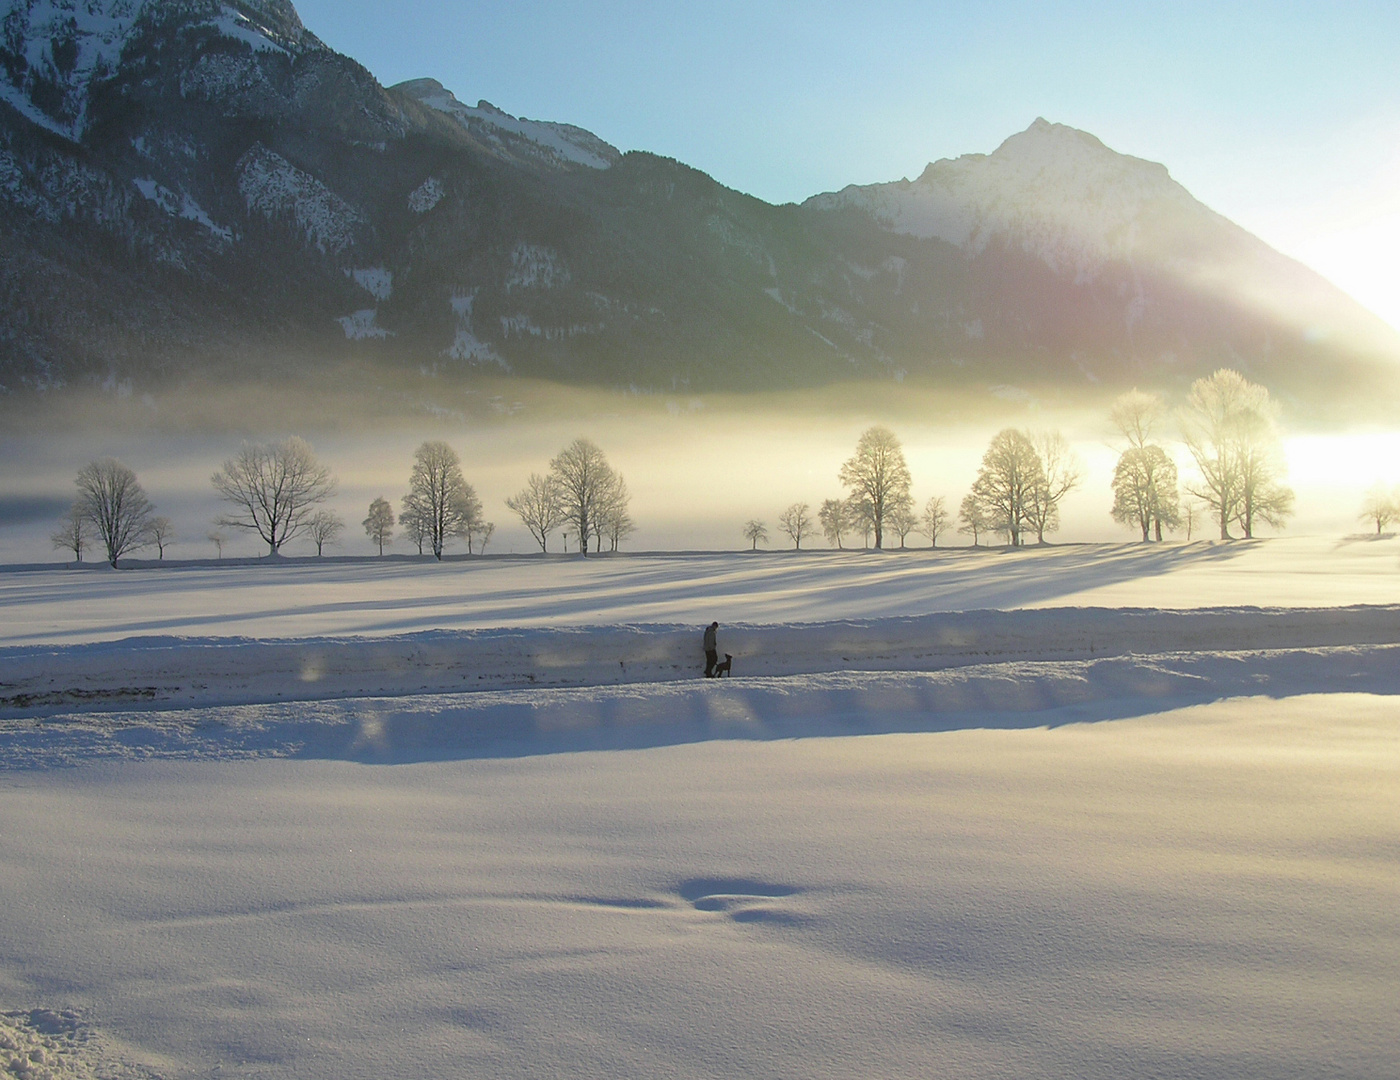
[2,542,1398,1078]
[396,78,619,170]
[236,144,360,254]
[132,177,232,241]
[349,266,392,301]
[445,289,506,367]
[0,696,1395,1077]
[805,118,1206,281]
[506,242,569,291]
[205,7,290,56]
[335,308,389,340]
[406,175,444,213]
[0,0,142,139]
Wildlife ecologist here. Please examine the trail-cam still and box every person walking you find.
[703,621,719,677]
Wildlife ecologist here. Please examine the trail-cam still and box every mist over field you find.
[3,374,1397,565]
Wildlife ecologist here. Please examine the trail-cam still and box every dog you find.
[713,653,733,677]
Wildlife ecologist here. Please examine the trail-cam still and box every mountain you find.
[2,0,1397,403]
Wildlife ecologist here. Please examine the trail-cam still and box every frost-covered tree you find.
[592,472,633,553]
[838,426,912,549]
[1108,389,1177,542]
[743,519,769,550]
[307,509,344,556]
[50,504,89,563]
[778,502,814,549]
[506,473,563,552]
[819,497,852,548]
[1025,432,1082,544]
[474,521,495,555]
[549,438,618,556]
[887,495,917,548]
[958,493,990,546]
[970,429,1043,546]
[75,458,156,567]
[1111,446,1181,541]
[462,492,492,555]
[145,516,175,559]
[1358,484,1398,535]
[363,497,395,555]
[400,495,431,555]
[1180,369,1294,539]
[212,437,336,556]
[1110,389,1167,451]
[404,440,478,559]
[919,496,949,548]
[848,495,876,547]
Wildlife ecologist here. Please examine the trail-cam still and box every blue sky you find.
[295,0,1400,327]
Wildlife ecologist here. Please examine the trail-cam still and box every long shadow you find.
[0,543,1252,645]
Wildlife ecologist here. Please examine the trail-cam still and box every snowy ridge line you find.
[3,605,1400,717]
[4,645,1399,766]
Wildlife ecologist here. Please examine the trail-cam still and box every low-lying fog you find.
[1,378,1396,564]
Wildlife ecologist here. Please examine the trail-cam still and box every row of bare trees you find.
[749,369,1296,552]
[359,438,631,559]
[1109,370,1294,542]
[753,425,1081,551]
[49,459,172,567]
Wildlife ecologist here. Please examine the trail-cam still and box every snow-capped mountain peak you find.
[807,118,1207,281]
[395,78,619,170]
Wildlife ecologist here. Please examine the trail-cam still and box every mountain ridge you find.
[1,0,1396,404]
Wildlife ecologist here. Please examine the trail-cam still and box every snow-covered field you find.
[1,537,1397,1078]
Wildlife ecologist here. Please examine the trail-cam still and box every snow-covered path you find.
[6,605,1400,718]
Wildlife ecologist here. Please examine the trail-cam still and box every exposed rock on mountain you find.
[1,0,1396,403]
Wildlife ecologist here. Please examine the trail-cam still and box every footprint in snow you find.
[677,877,810,926]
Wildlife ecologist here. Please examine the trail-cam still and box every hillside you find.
[2,0,1397,403]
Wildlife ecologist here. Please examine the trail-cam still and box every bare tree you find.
[404,441,478,559]
[819,497,852,548]
[1110,389,1167,451]
[363,497,395,555]
[50,504,89,562]
[462,490,491,555]
[919,496,949,548]
[743,519,769,550]
[970,429,1043,546]
[206,530,226,558]
[145,516,175,559]
[1180,369,1294,540]
[308,509,344,556]
[838,426,912,549]
[506,473,563,552]
[212,437,336,556]
[958,493,990,546]
[1359,484,1399,535]
[549,438,616,556]
[75,458,156,567]
[1112,446,1181,541]
[1025,432,1082,544]
[887,495,917,548]
[400,496,431,555]
[778,502,814,549]
[1182,501,1201,542]
[592,471,633,553]
[848,495,875,547]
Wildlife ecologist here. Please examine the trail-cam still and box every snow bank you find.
[4,604,1400,720]
[3,644,1398,767]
